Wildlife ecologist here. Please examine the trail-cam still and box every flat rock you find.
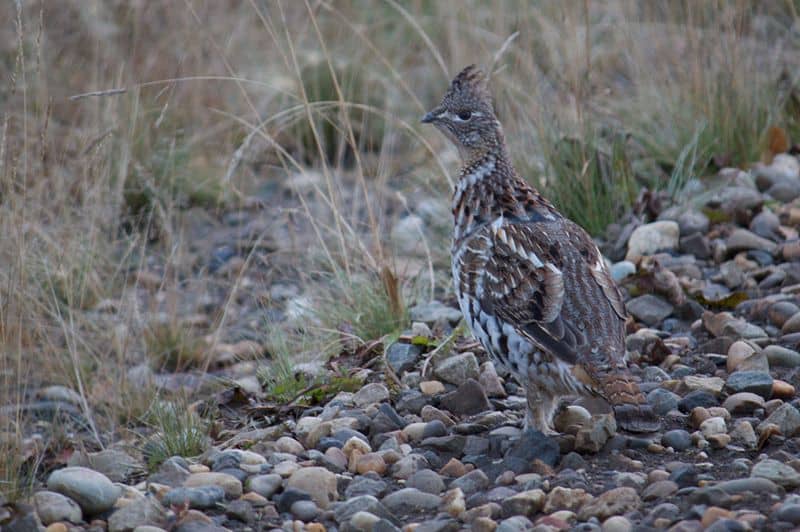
[626,295,674,326]
[726,228,777,253]
[577,487,640,521]
[33,490,82,525]
[409,301,463,324]
[108,497,169,532]
[354,383,390,407]
[626,221,680,261]
[439,379,491,415]
[751,459,800,489]
[386,343,423,374]
[725,371,773,399]
[758,403,800,436]
[722,392,765,414]
[435,352,479,386]
[184,472,242,499]
[47,466,121,516]
[287,466,338,509]
[162,486,225,509]
[381,487,441,514]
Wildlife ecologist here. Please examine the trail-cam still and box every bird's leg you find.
[524,383,558,435]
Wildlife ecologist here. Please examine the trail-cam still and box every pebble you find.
[764,345,800,367]
[641,480,678,501]
[758,402,800,436]
[439,378,492,415]
[381,487,441,514]
[409,300,463,324]
[722,392,765,414]
[751,459,800,488]
[287,467,338,509]
[626,221,680,261]
[386,342,423,374]
[626,294,674,325]
[356,453,387,475]
[290,500,320,521]
[501,489,545,518]
[33,490,83,525]
[353,383,390,406]
[662,430,692,451]
[577,487,640,521]
[407,469,445,495]
[162,486,225,509]
[184,472,242,499]
[602,515,633,532]
[47,467,121,515]
[276,436,305,455]
[647,388,680,415]
[420,380,446,395]
[107,497,169,532]
[434,352,480,385]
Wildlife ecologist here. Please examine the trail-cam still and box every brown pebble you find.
[783,240,800,261]
[420,380,446,395]
[45,524,68,532]
[472,516,498,532]
[496,470,515,486]
[773,379,796,399]
[356,452,387,475]
[347,449,363,474]
[439,458,467,478]
[241,492,269,506]
[702,506,734,528]
[305,524,326,532]
[690,407,711,429]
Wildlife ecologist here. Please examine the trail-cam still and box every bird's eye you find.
[457,111,472,121]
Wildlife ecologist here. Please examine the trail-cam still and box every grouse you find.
[422,65,660,433]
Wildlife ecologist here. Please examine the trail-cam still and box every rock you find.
[354,383,390,407]
[553,405,591,433]
[647,388,680,415]
[420,381,446,395]
[386,343,423,374]
[291,500,320,521]
[246,474,282,498]
[577,487,640,521]
[759,402,800,436]
[108,497,169,532]
[435,352,479,386]
[730,420,757,448]
[679,390,719,412]
[722,392,765,415]
[345,474,389,498]
[479,361,506,398]
[356,453,388,476]
[726,229,777,253]
[441,487,465,518]
[683,375,725,395]
[496,516,534,532]
[275,436,305,455]
[409,301,463,325]
[775,503,800,525]
[501,489,545,518]
[602,515,633,532]
[680,233,711,259]
[162,486,225,509]
[626,221,680,261]
[287,467,338,509]
[184,472,242,499]
[677,210,710,236]
[700,417,727,438]
[37,385,83,405]
[575,415,616,453]
[726,341,767,373]
[725,371,773,399]
[381,488,441,514]
[610,261,636,282]
[543,486,593,513]
[33,490,83,525]
[439,379,491,415]
[662,430,692,451]
[407,469,445,495]
[505,429,560,470]
[642,480,678,501]
[764,345,800,367]
[751,459,800,488]
[392,215,425,254]
[47,467,121,515]
[754,154,800,185]
[334,494,399,526]
[451,469,490,495]
[625,295,674,326]
[773,379,796,398]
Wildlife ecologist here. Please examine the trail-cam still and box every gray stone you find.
[677,210,710,236]
[409,301,462,325]
[381,487,441,514]
[37,385,82,405]
[578,487,641,521]
[162,486,224,509]
[333,495,399,526]
[66,450,144,483]
[287,466,338,509]
[726,228,777,254]
[434,352,479,386]
[759,403,800,437]
[407,469,445,495]
[33,490,82,525]
[108,497,169,532]
[291,500,320,521]
[661,430,692,451]
[626,295,674,326]
[386,343,423,374]
[47,466,121,515]
[246,473,282,498]
[764,345,800,368]
[439,378,491,415]
[641,480,678,501]
[496,515,534,532]
[354,383,390,407]
[626,221,680,261]
[346,474,389,498]
[610,261,636,282]
[575,414,617,453]
[722,392,765,414]
[750,210,781,240]
[751,459,800,489]
[725,371,773,399]
[647,388,680,415]
[450,469,490,495]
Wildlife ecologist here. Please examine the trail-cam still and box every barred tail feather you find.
[601,375,662,433]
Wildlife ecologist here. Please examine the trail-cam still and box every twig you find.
[69,88,127,101]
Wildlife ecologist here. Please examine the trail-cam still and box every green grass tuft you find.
[142,399,209,471]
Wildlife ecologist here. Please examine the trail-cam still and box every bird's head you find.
[421,65,504,161]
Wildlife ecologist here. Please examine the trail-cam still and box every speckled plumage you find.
[423,65,659,433]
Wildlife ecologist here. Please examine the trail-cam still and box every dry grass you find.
[0,0,798,498]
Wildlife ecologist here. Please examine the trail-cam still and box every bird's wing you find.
[478,218,625,367]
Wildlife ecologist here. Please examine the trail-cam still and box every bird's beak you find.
[421,109,439,124]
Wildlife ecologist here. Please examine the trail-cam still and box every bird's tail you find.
[600,374,661,433]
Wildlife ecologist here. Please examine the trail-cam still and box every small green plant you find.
[142,399,209,471]
[312,269,408,349]
[527,124,638,236]
[664,122,710,201]
[145,322,206,372]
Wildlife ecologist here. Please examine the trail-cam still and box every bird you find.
[421,65,660,434]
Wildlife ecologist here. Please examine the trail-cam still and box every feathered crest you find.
[447,64,490,101]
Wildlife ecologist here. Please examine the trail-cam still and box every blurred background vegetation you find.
[1,0,799,499]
